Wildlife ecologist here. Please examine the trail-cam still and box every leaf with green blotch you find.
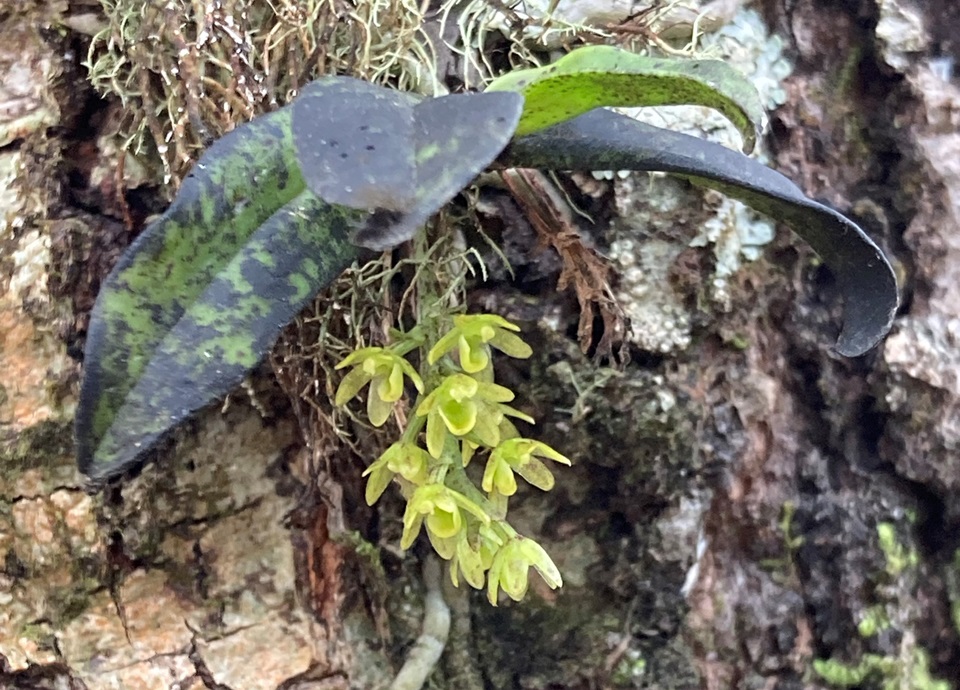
[485,44,765,152]
[75,101,333,480]
[502,109,899,356]
[76,77,523,480]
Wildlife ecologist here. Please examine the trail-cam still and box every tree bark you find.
[2,1,959,689]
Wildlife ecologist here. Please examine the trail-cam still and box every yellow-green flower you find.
[487,535,562,605]
[362,441,431,505]
[482,439,572,497]
[450,523,503,589]
[429,314,533,373]
[415,374,534,458]
[401,484,490,557]
[335,347,424,426]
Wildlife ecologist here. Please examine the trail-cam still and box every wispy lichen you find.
[86,0,438,186]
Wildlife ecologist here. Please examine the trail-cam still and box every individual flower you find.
[487,535,563,605]
[362,441,431,505]
[482,438,572,497]
[335,347,424,426]
[401,484,490,558]
[428,314,533,374]
[415,373,534,458]
[449,523,504,589]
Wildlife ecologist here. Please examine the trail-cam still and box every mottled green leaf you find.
[76,100,355,479]
[84,193,363,479]
[502,109,899,356]
[486,44,765,152]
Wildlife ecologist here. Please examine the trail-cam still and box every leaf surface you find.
[294,89,524,250]
[76,102,344,478]
[293,79,419,212]
[502,109,899,356]
[485,45,765,151]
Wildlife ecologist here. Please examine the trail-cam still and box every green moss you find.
[813,649,951,690]
[946,549,960,635]
[876,522,918,577]
[856,606,890,638]
[611,650,647,686]
[813,522,950,689]
[0,419,73,474]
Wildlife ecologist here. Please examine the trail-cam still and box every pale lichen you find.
[86,0,439,186]
[603,7,793,351]
[875,0,929,72]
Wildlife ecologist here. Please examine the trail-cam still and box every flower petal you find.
[396,357,425,392]
[487,550,505,605]
[401,511,425,550]
[439,399,478,436]
[461,440,479,467]
[531,440,572,465]
[495,462,518,496]
[458,335,490,373]
[426,410,448,459]
[386,444,429,484]
[515,457,554,491]
[367,386,394,427]
[519,538,563,589]
[334,366,373,406]
[427,529,458,560]
[490,330,533,359]
[500,553,530,602]
[471,408,502,448]
[456,537,486,589]
[427,329,461,365]
[335,347,384,369]
[427,507,462,540]
[475,380,515,403]
[364,465,394,505]
[500,404,535,425]
[376,362,405,402]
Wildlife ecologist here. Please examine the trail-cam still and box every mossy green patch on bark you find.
[0,419,73,473]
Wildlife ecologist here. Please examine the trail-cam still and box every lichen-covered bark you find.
[4,0,960,689]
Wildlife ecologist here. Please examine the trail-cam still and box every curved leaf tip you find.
[502,110,899,356]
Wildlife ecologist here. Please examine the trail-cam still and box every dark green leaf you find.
[76,101,354,479]
[502,110,898,356]
[82,194,363,479]
[485,45,765,152]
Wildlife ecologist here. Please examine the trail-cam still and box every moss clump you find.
[0,419,73,475]
[876,522,919,576]
[86,0,437,186]
[813,650,950,690]
[813,523,951,690]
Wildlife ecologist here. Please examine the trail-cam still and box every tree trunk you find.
[2,1,959,688]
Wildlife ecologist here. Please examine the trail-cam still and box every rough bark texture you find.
[2,1,960,689]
